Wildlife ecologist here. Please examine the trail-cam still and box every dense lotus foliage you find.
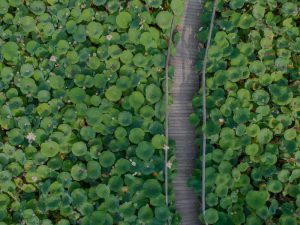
[189,0,300,224]
[0,0,183,224]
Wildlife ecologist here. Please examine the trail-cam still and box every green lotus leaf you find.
[1,42,18,63]
[87,21,103,39]
[66,51,79,65]
[261,152,277,165]
[145,84,162,104]
[138,205,153,222]
[108,45,122,58]
[68,87,86,104]
[41,141,60,157]
[275,57,289,72]
[145,0,161,8]
[269,84,293,105]
[105,85,122,102]
[72,142,87,157]
[56,40,70,55]
[133,53,148,68]
[89,211,106,225]
[20,16,36,32]
[129,91,144,110]
[0,0,9,14]
[73,25,87,43]
[257,128,273,144]
[119,202,135,219]
[203,208,219,224]
[279,215,297,225]
[108,175,123,192]
[57,172,72,187]
[229,0,245,9]
[48,75,65,90]
[87,56,101,70]
[231,54,248,67]
[20,63,34,77]
[246,124,260,137]
[71,188,87,207]
[118,111,133,126]
[120,50,133,65]
[65,20,77,34]
[267,180,283,193]
[112,158,130,175]
[92,0,106,6]
[136,141,154,161]
[37,90,50,102]
[238,13,255,29]
[87,161,101,179]
[85,108,102,125]
[281,2,298,17]
[80,126,95,141]
[7,128,23,146]
[99,151,115,168]
[151,134,165,149]
[30,1,45,15]
[256,206,268,220]
[71,164,87,181]
[252,89,270,105]
[116,12,132,29]
[249,60,266,76]
[129,128,145,144]
[171,0,184,15]
[37,22,55,37]
[204,121,220,136]
[143,179,162,198]
[96,184,110,199]
[245,143,259,156]
[140,32,157,50]
[156,11,172,29]
[253,4,265,19]
[1,67,13,84]
[284,128,297,140]
[90,95,101,106]
[246,190,269,209]
[154,206,169,221]
[208,45,222,60]
[45,195,61,210]
[290,97,300,111]
[233,108,250,124]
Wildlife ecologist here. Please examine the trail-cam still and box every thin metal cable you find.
[201,0,218,222]
[165,15,175,225]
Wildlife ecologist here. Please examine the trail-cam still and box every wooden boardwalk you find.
[170,0,202,224]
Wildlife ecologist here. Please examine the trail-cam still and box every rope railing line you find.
[164,14,175,225]
[201,0,218,223]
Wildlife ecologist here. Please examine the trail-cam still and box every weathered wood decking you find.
[170,0,202,224]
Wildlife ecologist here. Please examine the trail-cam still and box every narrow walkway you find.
[170,0,202,224]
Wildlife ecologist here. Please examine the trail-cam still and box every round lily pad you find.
[41,141,60,158]
[116,12,132,29]
[156,11,173,29]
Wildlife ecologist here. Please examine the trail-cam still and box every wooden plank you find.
[170,0,202,224]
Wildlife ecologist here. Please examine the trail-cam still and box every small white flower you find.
[26,132,36,143]
[166,161,172,169]
[31,176,38,182]
[106,34,113,41]
[219,118,224,124]
[131,161,136,167]
[50,55,57,62]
